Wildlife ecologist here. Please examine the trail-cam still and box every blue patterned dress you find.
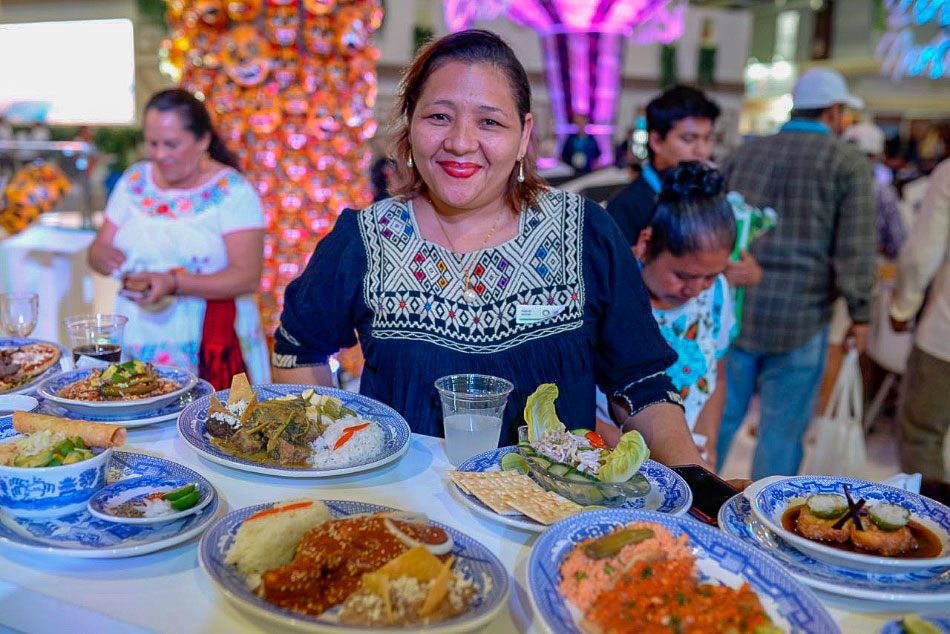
[274,189,680,443]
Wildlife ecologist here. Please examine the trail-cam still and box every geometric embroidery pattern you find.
[358,189,586,353]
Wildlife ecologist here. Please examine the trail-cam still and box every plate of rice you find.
[199,499,509,633]
[177,383,410,477]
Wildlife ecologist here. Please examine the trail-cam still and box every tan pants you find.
[899,346,950,481]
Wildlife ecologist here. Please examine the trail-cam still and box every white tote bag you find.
[804,349,868,478]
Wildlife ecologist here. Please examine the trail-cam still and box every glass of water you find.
[434,374,514,466]
[0,293,39,338]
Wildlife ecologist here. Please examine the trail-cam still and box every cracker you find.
[507,491,584,525]
[448,470,521,495]
[457,472,548,515]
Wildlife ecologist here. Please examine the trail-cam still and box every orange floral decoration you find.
[162,0,377,377]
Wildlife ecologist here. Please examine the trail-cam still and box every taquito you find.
[12,412,127,448]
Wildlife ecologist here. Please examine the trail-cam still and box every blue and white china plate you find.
[881,613,950,634]
[36,379,213,427]
[720,493,950,604]
[0,451,218,558]
[177,384,411,478]
[452,446,692,532]
[0,337,67,396]
[749,475,950,573]
[0,394,39,417]
[199,499,509,634]
[87,473,215,525]
[528,508,839,634]
[37,365,199,418]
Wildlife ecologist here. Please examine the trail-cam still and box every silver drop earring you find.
[407,151,414,168]
[517,159,525,183]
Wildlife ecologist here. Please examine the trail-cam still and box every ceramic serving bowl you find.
[0,446,112,519]
[748,475,950,574]
[522,453,650,507]
[37,365,197,418]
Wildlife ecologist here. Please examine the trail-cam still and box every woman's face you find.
[144,109,210,186]
[410,61,532,212]
[641,248,730,309]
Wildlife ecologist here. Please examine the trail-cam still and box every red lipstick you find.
[438,161,481,178]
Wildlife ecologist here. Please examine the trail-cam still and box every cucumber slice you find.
[572,428,593,436]
[500,452,528,474]
[547,462,571,477]
[564,469,597,483]
[528,456,552,470]
[869,503,911,531]
[805,494,848,520]
[516,442,537,456]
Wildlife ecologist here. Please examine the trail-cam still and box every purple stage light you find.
[443,0,685,166]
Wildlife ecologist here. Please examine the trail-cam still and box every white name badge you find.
[516,304,566,324]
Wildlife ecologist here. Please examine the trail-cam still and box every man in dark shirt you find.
[560,113,601,174]
[607,86,719,250]
[606,86,761,277]
[716,69,876,478]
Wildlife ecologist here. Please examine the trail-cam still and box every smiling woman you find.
[271,30,702,468]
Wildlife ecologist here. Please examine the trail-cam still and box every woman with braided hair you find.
[634,161,739,466]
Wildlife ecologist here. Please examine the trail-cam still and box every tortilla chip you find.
[239,393,259,426]
[419,556,454,616]
[227,372,254,406]
[376,545,444,582]
[361,572,392,621]
[207,395,230,418]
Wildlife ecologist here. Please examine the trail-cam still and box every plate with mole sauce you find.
[748,476,950,574]
[198,499,509,633]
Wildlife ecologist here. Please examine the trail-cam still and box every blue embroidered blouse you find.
[274,189,680,444]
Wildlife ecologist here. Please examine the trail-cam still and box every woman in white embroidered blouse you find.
[87,89,270,385]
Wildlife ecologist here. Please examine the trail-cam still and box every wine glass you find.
[0,293,39,338]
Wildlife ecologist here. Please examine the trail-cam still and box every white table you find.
[0,427,916,633]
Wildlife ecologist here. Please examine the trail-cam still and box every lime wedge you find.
[597,430,650,483]
[500,452,528,474]
[903,615,943,634]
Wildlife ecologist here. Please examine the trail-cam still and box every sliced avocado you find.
[61,451,85,465]
[15,449,55,468]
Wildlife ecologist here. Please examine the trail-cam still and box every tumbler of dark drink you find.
[63,314,128,365]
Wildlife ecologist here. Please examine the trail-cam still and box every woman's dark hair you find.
[144,89,241,171]
[388,29,545,210]
[646,85,721,160]
[647,161,736,259]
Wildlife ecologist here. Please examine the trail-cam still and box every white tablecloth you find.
[0,220,118,344]
[0,427,916,633]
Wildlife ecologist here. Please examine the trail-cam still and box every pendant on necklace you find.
[462,287,479,304]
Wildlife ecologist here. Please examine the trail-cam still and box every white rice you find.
[310,418,385,468]
[225,499,331,588]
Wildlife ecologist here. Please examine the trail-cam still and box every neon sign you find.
[876,0,950,80]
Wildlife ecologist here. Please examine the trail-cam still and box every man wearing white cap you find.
[843,121,906,259]
[715,68,876,478]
